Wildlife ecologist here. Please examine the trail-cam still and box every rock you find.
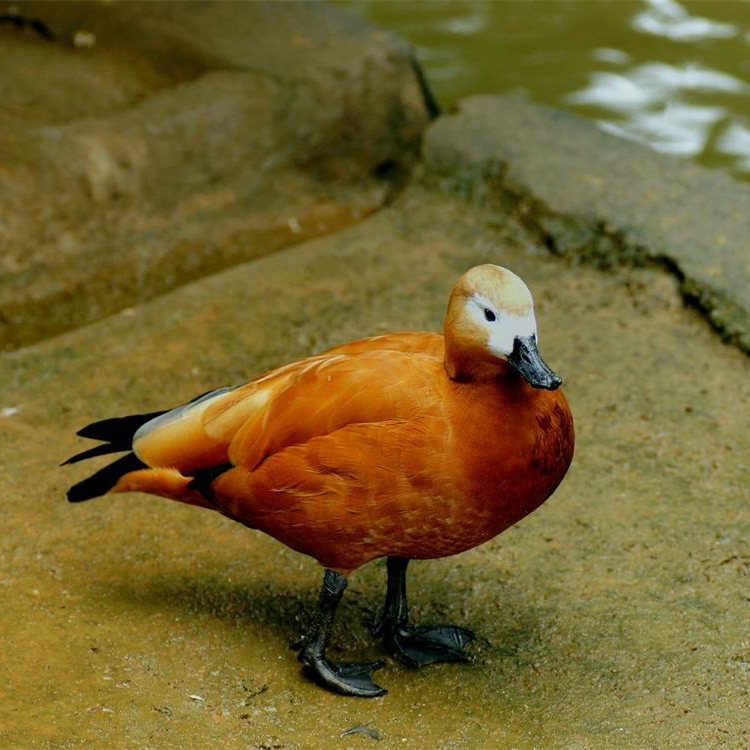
[0,1,433,350]
[1,185,749,747]
[425,94,750,354]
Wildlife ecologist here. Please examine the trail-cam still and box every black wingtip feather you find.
[67,453,147,503]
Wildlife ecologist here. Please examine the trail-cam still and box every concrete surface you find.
[1,187,749,749]
[425,94,750,355]
[0,1,431,350]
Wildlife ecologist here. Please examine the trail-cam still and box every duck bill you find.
[507,335,562,390]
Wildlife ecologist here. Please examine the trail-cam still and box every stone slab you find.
[0,1,432,349]
[1,186,748,747]
[425,94,750,354]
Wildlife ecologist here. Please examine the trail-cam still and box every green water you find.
[347,0,750,180]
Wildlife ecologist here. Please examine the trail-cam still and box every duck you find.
[64,264,574,697]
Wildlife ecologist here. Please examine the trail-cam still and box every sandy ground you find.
[1,188,749,749]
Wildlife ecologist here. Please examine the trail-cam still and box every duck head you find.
[443,264,562,389]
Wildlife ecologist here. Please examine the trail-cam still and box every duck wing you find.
[320,332,443,358]
[223,348,442,470]
[132,342,443,475]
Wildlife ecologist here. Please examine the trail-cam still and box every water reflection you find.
[568,0,749,167]
[568,61,744,157]
[717,122,750,171]
[633,0,737,42]
[349,0,750,181]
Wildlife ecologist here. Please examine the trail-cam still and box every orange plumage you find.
[66,265,574,697]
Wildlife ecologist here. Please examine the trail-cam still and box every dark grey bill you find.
[507,335,562,390]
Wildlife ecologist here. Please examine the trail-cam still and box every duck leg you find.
[293,569,386,697]
[375,557,474,668]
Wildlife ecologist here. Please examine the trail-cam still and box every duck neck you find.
[444,337,514,383]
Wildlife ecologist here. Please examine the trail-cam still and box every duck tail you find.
[66,452,148,503]
[64,410,166,464]
[63,409,165,503]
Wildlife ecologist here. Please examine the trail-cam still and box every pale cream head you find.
[445,264,538,360]
[443,264,561,388]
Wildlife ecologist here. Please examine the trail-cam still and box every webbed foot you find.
[380,622,474,668]
[376,557,475,668]
[294,569,388,698]
[295,644,387,697]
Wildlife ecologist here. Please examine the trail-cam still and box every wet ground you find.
[1,187,749,748]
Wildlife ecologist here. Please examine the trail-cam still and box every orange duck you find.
[65,264,574,697]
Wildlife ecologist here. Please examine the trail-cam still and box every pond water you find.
[347,0,750,181]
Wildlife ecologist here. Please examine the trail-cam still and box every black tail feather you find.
[65,409,166,501]
[61,442,130,466]
[76,411,166,445]
[67,453,148,503]
[64,409,165,467]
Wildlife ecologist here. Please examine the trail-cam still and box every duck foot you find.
[381,623,474,668]
[376,557,475,668]
[297,651,387,697]
[293,569,387,697]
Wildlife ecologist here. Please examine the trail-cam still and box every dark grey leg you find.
[375,557,474,668]
[293,569,386,697]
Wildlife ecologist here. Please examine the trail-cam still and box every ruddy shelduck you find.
[65,264,574,697]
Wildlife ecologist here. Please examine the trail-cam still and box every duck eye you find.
[483,308,496,322]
